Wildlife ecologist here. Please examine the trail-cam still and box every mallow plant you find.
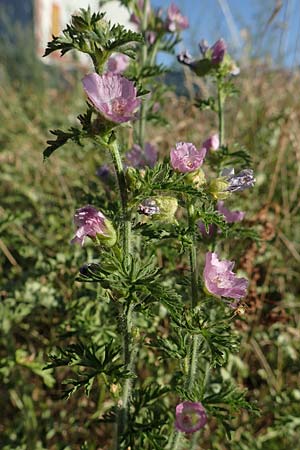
[44,2,258,449]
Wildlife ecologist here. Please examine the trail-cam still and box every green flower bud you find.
[185,168,206,188]
[153,196,178,224]
[209,178,230,200]
[95,217,117,247]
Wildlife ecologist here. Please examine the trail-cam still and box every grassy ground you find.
[1,45,300,449]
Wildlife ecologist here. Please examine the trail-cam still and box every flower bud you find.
[185,167,206,188]
[154,196,178,223]
[209,178,230,200]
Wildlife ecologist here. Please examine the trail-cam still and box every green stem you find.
[138,0,149,148]
[116,303,136,448]
[186,202,200,393]
[109,137,131,265]
[167,429,182,450]
[217,80,225,146]
[108,137,134,449]
[186,335,200,393]
[187,203,198,308]
[191,431,201,450]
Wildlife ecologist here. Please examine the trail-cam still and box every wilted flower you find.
[211,38,227,64]
[71,205,116,247]
[223,168,256,193]
[175,401,207,433]
[82,73,141,124]
[138,198,160,216]
[170,142,206,173]
[217,200,245,223]
[202,134,220,153]
[210,168,255,199]
[199,39,209,56]
[177,50,195,66]
[204,252,248,300]
[125,142,158,168]
[166,3,189,32]
[107,54,129,74]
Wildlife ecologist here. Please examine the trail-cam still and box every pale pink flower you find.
[211,38,227,64]
[202,134,219,152]
[217,201,245,223]
[175,401,207,433]
[170,142,206,173]
[82,73,141,124]
[204,252,248,300]
[107,54,129,74]
[166,3,189,32]
[71,205,108,246]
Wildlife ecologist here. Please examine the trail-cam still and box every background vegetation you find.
[1,5,300,449]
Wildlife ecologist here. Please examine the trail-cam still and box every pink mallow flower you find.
[211,38,227,64]
[71,205,114,247]
[202,134,220,152]
[170,142,206,173]
[166,3,189,32]
[204,252,248,300]
[217,201,245,223]
[107,54,129,74]
[175,401,207,433]
[82,73,141,124]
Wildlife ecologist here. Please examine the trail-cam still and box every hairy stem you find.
[109,137,134,448]
[217,79,225,146]
[109,137,131,265]
[186,202,200,392]
[116,303,136,447]
[187,203,198,308]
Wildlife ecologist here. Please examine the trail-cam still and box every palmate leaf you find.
[44,8,143,64]
[131,163,208,201]
[197,205,229,233]
[45,340,131,399]
[195,96,216,112]
[43,127,85,160]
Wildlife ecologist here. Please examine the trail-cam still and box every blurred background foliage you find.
[1,1,300,449]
